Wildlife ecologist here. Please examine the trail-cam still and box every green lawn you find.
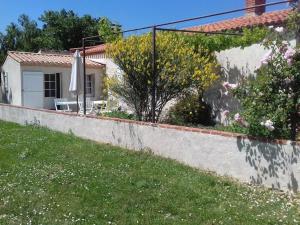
[0,121,299,225]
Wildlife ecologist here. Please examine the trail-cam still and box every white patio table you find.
[55,101,81,107]
[55,100,108,113]
[54,100,81,113]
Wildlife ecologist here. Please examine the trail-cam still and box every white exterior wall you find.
[89,56,130,111]
[90,58,121,78]
[21,65,105,109]
[205,39,297,123]
[1,56,22,105]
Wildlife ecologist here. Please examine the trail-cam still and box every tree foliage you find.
[108,32,219,121]
[17,15,42,52]
[98,17,122,43]
[39,10,99,50]
[0,15,41,63]
[0,10,118,64]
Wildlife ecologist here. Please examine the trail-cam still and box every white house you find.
[0,51,105,110]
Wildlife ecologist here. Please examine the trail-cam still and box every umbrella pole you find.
[76,94,79,114]
[76,58,79,114]
[83,38,87,115]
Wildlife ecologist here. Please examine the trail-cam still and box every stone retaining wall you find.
[0,103,299,193]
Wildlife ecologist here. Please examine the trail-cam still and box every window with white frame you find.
[86,74,95,97]
[44,73,61,98]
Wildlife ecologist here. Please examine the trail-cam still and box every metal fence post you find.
[297,0,300,46]
[82,38,87,115]
[151,26,157,123]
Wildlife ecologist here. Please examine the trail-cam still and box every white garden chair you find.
[79,98,95,115]
[54,98,71,112]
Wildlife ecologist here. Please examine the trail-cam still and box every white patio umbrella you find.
[69,50,83,113]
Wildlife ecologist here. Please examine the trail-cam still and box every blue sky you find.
[0,0,290,33]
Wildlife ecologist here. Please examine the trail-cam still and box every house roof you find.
[7,51,104,69]
[81,44,107,55]
[187,9,291,32]
[77,9,292,55]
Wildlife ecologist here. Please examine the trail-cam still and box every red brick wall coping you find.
[1,103,299,146]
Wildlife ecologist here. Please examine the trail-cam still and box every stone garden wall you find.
[0,103,299,193]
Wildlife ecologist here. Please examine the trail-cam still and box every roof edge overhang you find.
[6,51,105,69]
[19,62,104,69]
[186,8,292,33]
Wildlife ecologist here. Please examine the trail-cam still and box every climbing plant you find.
[185,27,269,53]
[225,24,300,140]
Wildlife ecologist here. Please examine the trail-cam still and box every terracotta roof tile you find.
[187,9,291,32]
[83,44,107,55]
[8,51,104,69]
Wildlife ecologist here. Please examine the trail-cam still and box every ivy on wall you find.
[184,27,269,53]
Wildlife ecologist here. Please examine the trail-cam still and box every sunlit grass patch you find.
[0,120,299,225]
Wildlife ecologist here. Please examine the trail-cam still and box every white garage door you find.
[22,71,44,109]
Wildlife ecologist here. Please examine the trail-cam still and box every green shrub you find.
[229,27,300,140]
[165,93,215,126]
[108,32,219,122]
[101,110,136,120]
